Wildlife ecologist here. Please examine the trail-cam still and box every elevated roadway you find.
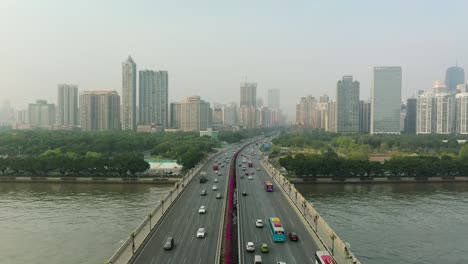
[237,145,321,264]
[130,146,238,264]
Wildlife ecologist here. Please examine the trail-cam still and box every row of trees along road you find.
[279,150,468,178]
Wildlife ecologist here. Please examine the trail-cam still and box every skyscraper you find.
[359,100,371,134]
[445,65,465,94]
[268,89,280,110]
[404,98,417,134]
[240,82,257,107]
[456,92,468,134]
[122,56,137,130]
[296,96,319,128]
[371,66,402,134]
[416,92,433,134]
[57,84,79,127]
[139,70,168,128]
[239,81,257,128]
[222,103,238,127]
[336,76,360,133]
[79,90,121,131]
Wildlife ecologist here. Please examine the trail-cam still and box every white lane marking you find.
[182,257,187,264]
[167,257,172,264]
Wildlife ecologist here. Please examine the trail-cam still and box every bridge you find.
[107,140,361,264]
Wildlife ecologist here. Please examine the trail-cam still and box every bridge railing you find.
[106,151,221,264]
[262,158,361,264]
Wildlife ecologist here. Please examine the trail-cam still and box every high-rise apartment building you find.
[434,93,455,134]
[359,100,371,133]
[79,91,121,131]
[327,101,336,132]
[57,84,79,127]
[416,92,433,134]
[171,95,211,132]
[296,96,320,128]
[222,103,238,127]
[268,89,280,110]
[371,66,402,134]
[139,70,168,128]
[404,98,417,134]
[169,102,182,129]
[445,65,465,94]
[211,107,223,128]
[456,92,468,134]
[122,56,137,130]
[260,107,272,128]
[28,100,56,127]
[336,76,360,133]
[238,106,257,128]
[0,100,15,126]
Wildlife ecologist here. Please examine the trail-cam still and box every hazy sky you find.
[1,0,467,120]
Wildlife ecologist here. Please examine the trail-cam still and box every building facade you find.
[57,84,79,127]
[28,100,56,127]
[222,103,238,126]
[173,95,211,132]
[456,93,468,134]
[296,96,320,128]
[359,100,371,133]
[240,82,257,107]
[139,70,168,128]
[122,56,137,130]
[404,98,417,134]
[336,76,360,133]
[79,91,121,131]
[434,93,455,134]
[371,66,402,134]
[416,92,433,134]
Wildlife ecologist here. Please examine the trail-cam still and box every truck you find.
[199,172,207,183]
[213,163,219,170]
[248,161,253,168]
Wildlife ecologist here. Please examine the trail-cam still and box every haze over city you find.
[1,0,467,120]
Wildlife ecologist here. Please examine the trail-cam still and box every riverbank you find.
[288,176,468,184]
[0,176,180,185]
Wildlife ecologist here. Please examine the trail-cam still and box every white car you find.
[246,241,255,252]
[198,205,206,214]
[197,228,206,238]
[255,219,263,227]
[214,178,218,183]
[218,172,222,176]
[256,167,260,171]
[248,176,253,180]
[212,185,218,191]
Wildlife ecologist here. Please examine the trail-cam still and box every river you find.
[0,182,171,264]
[2,182,468,264]
[296,182,468,264]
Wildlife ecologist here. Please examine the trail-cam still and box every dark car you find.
[289,232,299,241]
[163,237,174,250]
[242,191,247,196]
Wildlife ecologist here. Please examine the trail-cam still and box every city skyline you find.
[1,1,468,121]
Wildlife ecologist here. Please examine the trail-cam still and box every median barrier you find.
[262,158,361,264]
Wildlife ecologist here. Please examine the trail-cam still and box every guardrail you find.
[262,158,361,264]
[106,151,222,264]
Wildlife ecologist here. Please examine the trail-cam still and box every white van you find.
[254,255,262,264]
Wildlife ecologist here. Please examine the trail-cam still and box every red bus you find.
[213,163,218,170]
[315,251,336,264]
[264,181,273,192]
[248,161,253,167]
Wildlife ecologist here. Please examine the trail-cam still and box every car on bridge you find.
[212,185,218,191]
[246,242,255,252]
[255,219,263,227]
[289,232,299,241]
[242,191,247,196]
[197,228,206,238]
[214,178,218,183]
[260,243,269,253]
[248,176,253,180]
[163,237,174,250]
[216,193,222,199]
[198,205,206,214]
[200,189,207,196]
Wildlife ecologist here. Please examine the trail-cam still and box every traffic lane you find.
[255,166,320,263]
[238,164,319,264]
[132,151,231,264]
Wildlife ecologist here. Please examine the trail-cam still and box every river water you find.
[2,182,468,264]
[0,183,171,264]
[296,182,468,264]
